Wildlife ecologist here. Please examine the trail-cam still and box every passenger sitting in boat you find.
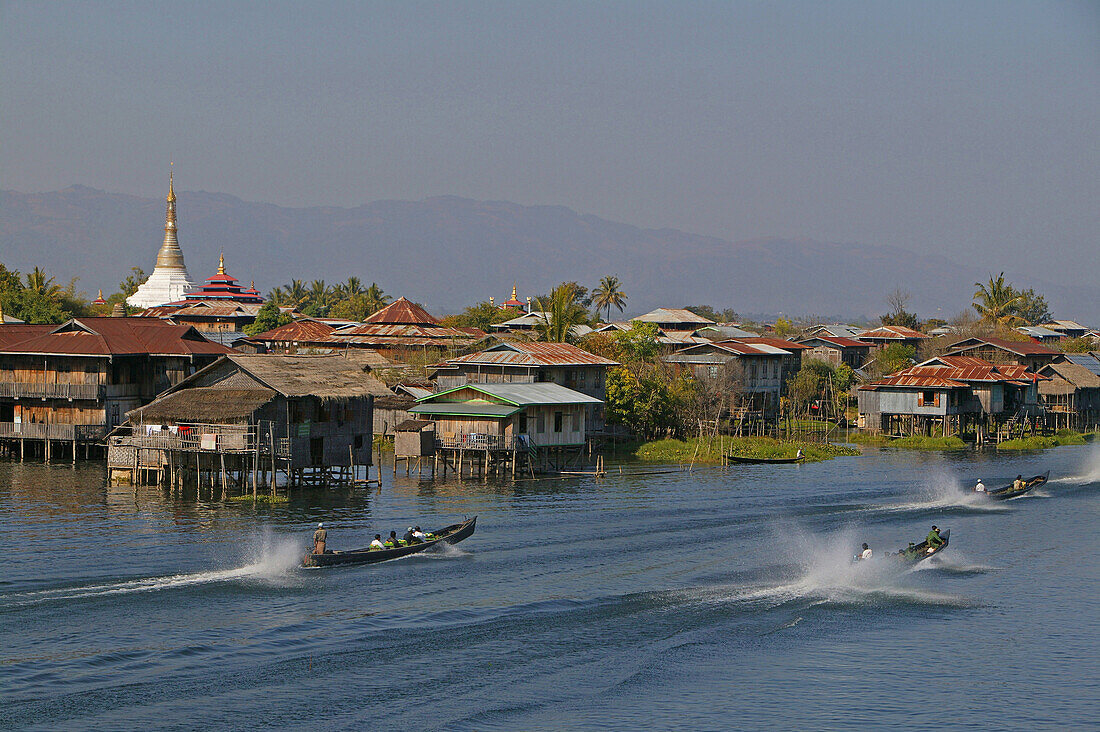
[313,523,327,555]
[857,543,872,561]
[412,526,428,542]
[370,534,385,550]
[902,542,918,560]
[403,527,419,544]
[974,479,986,493]
[1013,475,1024,491]
[796,449,804,459]
[925,526,944,552]
[384,530,401,547]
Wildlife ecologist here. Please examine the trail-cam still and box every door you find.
[310,437,324,466]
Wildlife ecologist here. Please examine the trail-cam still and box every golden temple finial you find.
[155,166,186,270]
[168,162,175,202]
[218,252,226,275]
[512,283,518,299]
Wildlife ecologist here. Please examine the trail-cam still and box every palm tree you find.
[592,275,628,322]
[340,277,364,298]
[973,272,1025,328]
[267,286,288,306]
[284,279,309,307]
[308,280,330,308]
[25,267,62,298]
[535,282,590,343]
[364,283,390,314]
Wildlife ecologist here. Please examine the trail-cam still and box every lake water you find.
[2,446,1099,730]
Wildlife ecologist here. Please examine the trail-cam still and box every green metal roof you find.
[408,403,522,418]
[417,382,602,406]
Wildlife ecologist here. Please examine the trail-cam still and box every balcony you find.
[0,422,108,441]
[0,382,104,400]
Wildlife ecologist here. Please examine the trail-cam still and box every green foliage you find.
[535,282,591,343]
[880,287,919,328]
[997,433,1086,450]
[592,275,628,322]
[604,366,677,439]
[0,263,76,324]
[685,305,740,324]
[119,267,147,297]
[613,322,660,364]
[440,301,523,331]
[611,436,858,464]
[773,316,794,337]
[875,343,917,376]
[972,272,1026,327]
[244,301,292,335]
[1059,337,1096,354]
[1014,288,1051,326]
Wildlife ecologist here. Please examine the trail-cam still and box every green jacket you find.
[926,530,944,547]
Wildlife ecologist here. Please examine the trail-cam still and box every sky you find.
[2,0,1099,286]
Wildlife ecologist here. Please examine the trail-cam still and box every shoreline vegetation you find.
[607,437,859,464]
[848,429,1097,451]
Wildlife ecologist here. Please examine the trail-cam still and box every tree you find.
[283,279,309,307]
[440,301,523,331]
[535,282,590,343]
[872,343,917,377]
[773,317,794,337]
[592,275,628,322]
[972,273,1025,328]
[363,283,390,315]
[604,366,677,439]
[118,267,147,297]
[244,300,293,335]
[686,305,740,324]
[612,322,661,366]
[880,288,919,329]
[1015,288,1052,326]
[1060,337,1096,354]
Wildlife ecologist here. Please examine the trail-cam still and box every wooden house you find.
[857,325,929,348]
[795,335,872,370]
[108,353,391,488]
[857,355,1045,439]
[633,308,714,333]
[943,337,1060,372]
[1036,354,1100,430]
[663,338,808,416]
[0,317,228,460]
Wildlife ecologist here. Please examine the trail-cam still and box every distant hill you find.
[2,185,1096,322]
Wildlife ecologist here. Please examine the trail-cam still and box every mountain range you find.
[2,185,1096,323]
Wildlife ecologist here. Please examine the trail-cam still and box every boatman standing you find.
[925,525,944,553]
[974,479,986,493]
[313,523,327,555]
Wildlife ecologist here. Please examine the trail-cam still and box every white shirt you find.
[975,481,986,492]
[370,539,385,549]
[861,548,873,560]
[412,530,428,540]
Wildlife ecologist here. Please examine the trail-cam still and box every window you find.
[708,366,719,379]
[537,412,545,433]
[554,411,563,432]
[749,363,758,379]
[518,413,528,434]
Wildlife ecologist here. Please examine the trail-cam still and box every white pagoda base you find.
[126,268,195,309]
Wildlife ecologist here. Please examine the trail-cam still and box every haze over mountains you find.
[2,185,1097,322]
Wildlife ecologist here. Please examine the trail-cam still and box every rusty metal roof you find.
[442,341,618,367]
[0,318,231,357]
[730,337,812,351]
[864,358,1046,390]
[251,319,338,342]
[858,326,929,340]
[797,335,870,349]
[0,324,55,349]
[365,297,440,325]
[946,336,1059,356]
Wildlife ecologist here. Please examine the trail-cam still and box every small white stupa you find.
[126,170,196,309]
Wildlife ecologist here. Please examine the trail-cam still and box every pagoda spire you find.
[217,252,226,275]
[155,167,186,270]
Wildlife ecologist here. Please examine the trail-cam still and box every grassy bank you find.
[608,437,859,464]
[849,433,968,449]
[997,430,1094,451]
[224,494,289,504]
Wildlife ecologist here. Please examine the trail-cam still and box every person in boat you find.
[313,523,327,555]
[925,525,945,553]
[403,526,419,544]
[974,479,986,493]
[796,448,804,460]
[901,542,918,560]
[384,530,401,547]
[1013,475,1024,491]
[856,543,872,561]
[412,526,429,542]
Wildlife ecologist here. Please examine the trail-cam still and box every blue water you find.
[2,446,1098,730]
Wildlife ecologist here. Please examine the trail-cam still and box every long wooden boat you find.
[726,455,803,464]
[988,471,1049,501]
[894,529,950,563]
[301,516,477,568]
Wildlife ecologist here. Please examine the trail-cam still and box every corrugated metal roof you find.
[422,382,602,406]
[0,324,55,348]
[0,318,231,356]
[365,297,440,325]
[633,308,715,325]
[946,337,1059,356]
[1062,353,1100,376]
[859,326,929,340]
[731,337,811,351]
[409,403,522,418]
[443,341,618,367]
[797,336,870,349]
[252,320,337,342]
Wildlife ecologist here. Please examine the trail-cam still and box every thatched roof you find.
[129,388,276,423]
[223,353,394,399]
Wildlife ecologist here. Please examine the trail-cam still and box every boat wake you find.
[877,468,1006,514]
[2,532,304,608]
[1052,445,1100,485]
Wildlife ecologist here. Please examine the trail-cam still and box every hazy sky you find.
[2,1,1098,285]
